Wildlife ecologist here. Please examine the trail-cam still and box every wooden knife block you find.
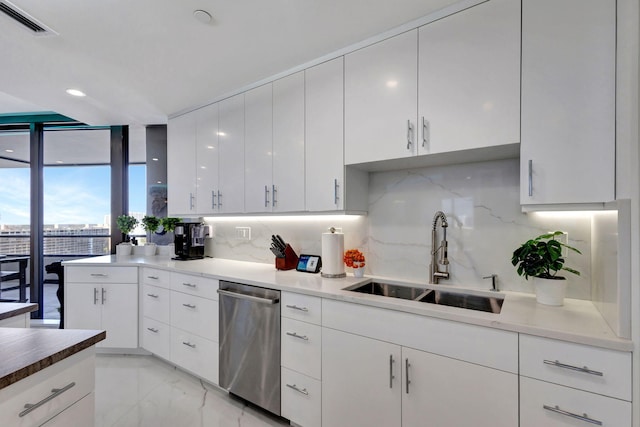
[275,244,299,271]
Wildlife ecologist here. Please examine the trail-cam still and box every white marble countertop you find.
[64,255,633,352]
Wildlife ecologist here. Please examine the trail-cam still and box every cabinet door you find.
[195,103,219,214]
[345,30,418,164]
[41,392,94,427]
[218,93,245,213]
[100,283,138,348]
[402,347,518,427]
[418,0,520,155]
[167,113,197,215]
[521,0,615,205]
[65,283,101,332]
[244,83,274,213]
[305,57,344,211]
[322,328,401,427]
[273,71,305,212]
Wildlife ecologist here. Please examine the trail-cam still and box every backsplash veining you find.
[206,158,603,300]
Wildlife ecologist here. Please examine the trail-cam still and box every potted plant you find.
[344,249,366,278]
[511,231,581,306]
[160,217,181,233]
[141,215,161,256]
[116,214,139,256]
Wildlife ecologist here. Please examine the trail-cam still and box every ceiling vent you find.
[0,1,57,36]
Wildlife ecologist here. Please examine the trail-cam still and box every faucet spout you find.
[429,211,450,284]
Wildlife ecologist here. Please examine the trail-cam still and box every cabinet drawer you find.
[323,299,518,373]
[170,272,219,300]
[142,284,170,324]
[282,292,321,324]
[170,327,218,385]
[141,268,171,289]
[142,317,171,361]
[520,377,631,427]
[170,291,218,342]
[282,318,321,380]
[41,392,94,427]
[282,367,321,427]
[0,348,94,427]
[520,334,631,401]
[65,266,137,283]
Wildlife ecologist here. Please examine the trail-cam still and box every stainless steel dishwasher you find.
[218,280,281,415]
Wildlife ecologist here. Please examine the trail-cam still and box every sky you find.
[0,165,146,225]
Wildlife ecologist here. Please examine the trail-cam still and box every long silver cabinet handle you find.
[265,185,270,208]
[147,276,159,280]
[272,185,277,207]
[334,178,339,205]
[182,341,196,348]
[217,289,279,305]
[543,405,602,426]
[405,358,411,394]
[147,293,159,298]
[147,327,159,333]
[285,304,308,312]
[90,273,107,277]
[182,303,196,309]
[101,288,106,304]
[182,282,197,288]
[189,193,195,210]
[422,117,429,149]
[389,355,395,389]
[286,383,309,396]
[406,120,413,150]
[217,191,222,207]
[93,288,98,305]
[19,382,76,417]
[212,190,217,209]
[286,332,309,341]
[528,159,533,197]
[543,359,604,377]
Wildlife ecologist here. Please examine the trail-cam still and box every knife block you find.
[275,244,299,271]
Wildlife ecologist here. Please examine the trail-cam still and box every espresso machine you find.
[173,222,210,260]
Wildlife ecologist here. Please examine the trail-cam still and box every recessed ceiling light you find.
[5,149,14,153]
[386,80,398,88]
[217,132,226,136]
[157,181,162,184]
[193,9,213,24]
[152,158,159,161]
[56,160,64,164]
[66,89,86,97]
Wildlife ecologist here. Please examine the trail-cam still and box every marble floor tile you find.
[96,354,290,427]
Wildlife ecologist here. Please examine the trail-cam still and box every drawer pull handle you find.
[182,341,196,348]
[286,383,309,396]
[147,276,159,280]
[147,293,159,298]
[285,304,308,312]
[90,273,107,277]
[93,288,99,305]
[543,404,602,426]
[19,382,76,417]
[147,327,159,333]
[182,303,196,309]
[389,355,395,389]
[182,282,197,288]
[286,332,309,341]
[543,359,604,376]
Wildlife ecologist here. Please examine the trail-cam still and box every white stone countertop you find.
[64,255,633,352]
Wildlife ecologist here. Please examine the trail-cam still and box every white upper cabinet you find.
[244,84,273,213]
[418,0,520,155]
[521,0,615,206]
[273,71,306,212]
[167,112,197,215]
[305,57,345,212]
[345,30,418,165]
[218,93,246,213]
[195,103,219,215]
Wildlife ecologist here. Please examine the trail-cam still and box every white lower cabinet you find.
[282,367,322,427]
[520,377,631,427]
[65,266,138,349]
[0,347,95,427]
[170,327,218,385]
[141,317,171,361]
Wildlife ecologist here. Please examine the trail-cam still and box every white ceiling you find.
[0,0,459,126]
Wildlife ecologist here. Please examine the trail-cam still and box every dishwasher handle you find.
[217,288,280,305]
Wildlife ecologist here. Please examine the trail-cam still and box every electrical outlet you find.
[235,226,251,240]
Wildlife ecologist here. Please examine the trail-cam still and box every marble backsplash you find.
[205,158,611,300]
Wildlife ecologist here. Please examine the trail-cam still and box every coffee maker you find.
[173,222,209,260]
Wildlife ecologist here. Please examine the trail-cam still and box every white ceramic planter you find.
[353,267,365,278]
[144,243,157,256]
[533,277,567,306]
[115,243,132,257]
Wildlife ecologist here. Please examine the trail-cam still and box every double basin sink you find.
[344,281,504,314]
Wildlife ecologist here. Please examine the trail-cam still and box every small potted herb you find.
[511,231,581,306]
[160,217,182,233]
[116,215,139,256]
[141,215,161,256]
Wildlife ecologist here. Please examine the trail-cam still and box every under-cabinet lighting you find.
[204,214,363,223]
[531,210,608,219]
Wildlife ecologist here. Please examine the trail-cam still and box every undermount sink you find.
[344,281,503,314]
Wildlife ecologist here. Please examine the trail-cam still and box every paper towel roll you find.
[321,229,346,278]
